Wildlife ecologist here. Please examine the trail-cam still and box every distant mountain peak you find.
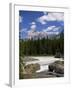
[27,26,64,40]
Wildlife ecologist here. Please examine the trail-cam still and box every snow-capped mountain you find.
[27,26,64,40]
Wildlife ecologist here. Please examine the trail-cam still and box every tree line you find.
[19,32,64,56]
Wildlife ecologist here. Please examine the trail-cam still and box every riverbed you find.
[24,56,64,73]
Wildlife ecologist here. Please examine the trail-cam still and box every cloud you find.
[48,13,64,21]
[43,26,61,35]
[37,12,64,24]
[19,16,23,23]
[31,22,36,25]
[37,15,48,24]
[19,28,27,33]
[30,22,36,30]
[30,24,36,29]
[53,27,61,32]
[47,26,56,31]
[43,26,56,32]
[30,22,36,25]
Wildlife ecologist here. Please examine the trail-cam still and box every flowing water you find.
[25,56,63,72]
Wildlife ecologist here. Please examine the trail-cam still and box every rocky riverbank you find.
[35,60,64,78]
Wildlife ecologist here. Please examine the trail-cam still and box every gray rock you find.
[54,64,64,74]
[55,52,63,58]
[48,61,64,74]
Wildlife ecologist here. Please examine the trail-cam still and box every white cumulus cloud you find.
[30,24,36,29]
[47,26,56,31]
[37,12,64,24]
[43,26,56,32]
[43,26,61,35]
[30,21,36,30]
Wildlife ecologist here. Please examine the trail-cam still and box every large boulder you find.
[19,63,40,79]
[54,64,64,74]
[49,61,64,74]
[24,63,40,74]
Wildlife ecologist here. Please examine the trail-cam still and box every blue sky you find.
[19,10,64,39]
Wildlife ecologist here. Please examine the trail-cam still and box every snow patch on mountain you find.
[27,26,63,40]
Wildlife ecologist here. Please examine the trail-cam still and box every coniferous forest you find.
[19,32,64,57]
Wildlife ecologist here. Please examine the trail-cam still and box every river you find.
[25,56,63,73]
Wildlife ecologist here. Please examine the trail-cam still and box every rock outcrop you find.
[24,63,40,74]
[48,61,64,74]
